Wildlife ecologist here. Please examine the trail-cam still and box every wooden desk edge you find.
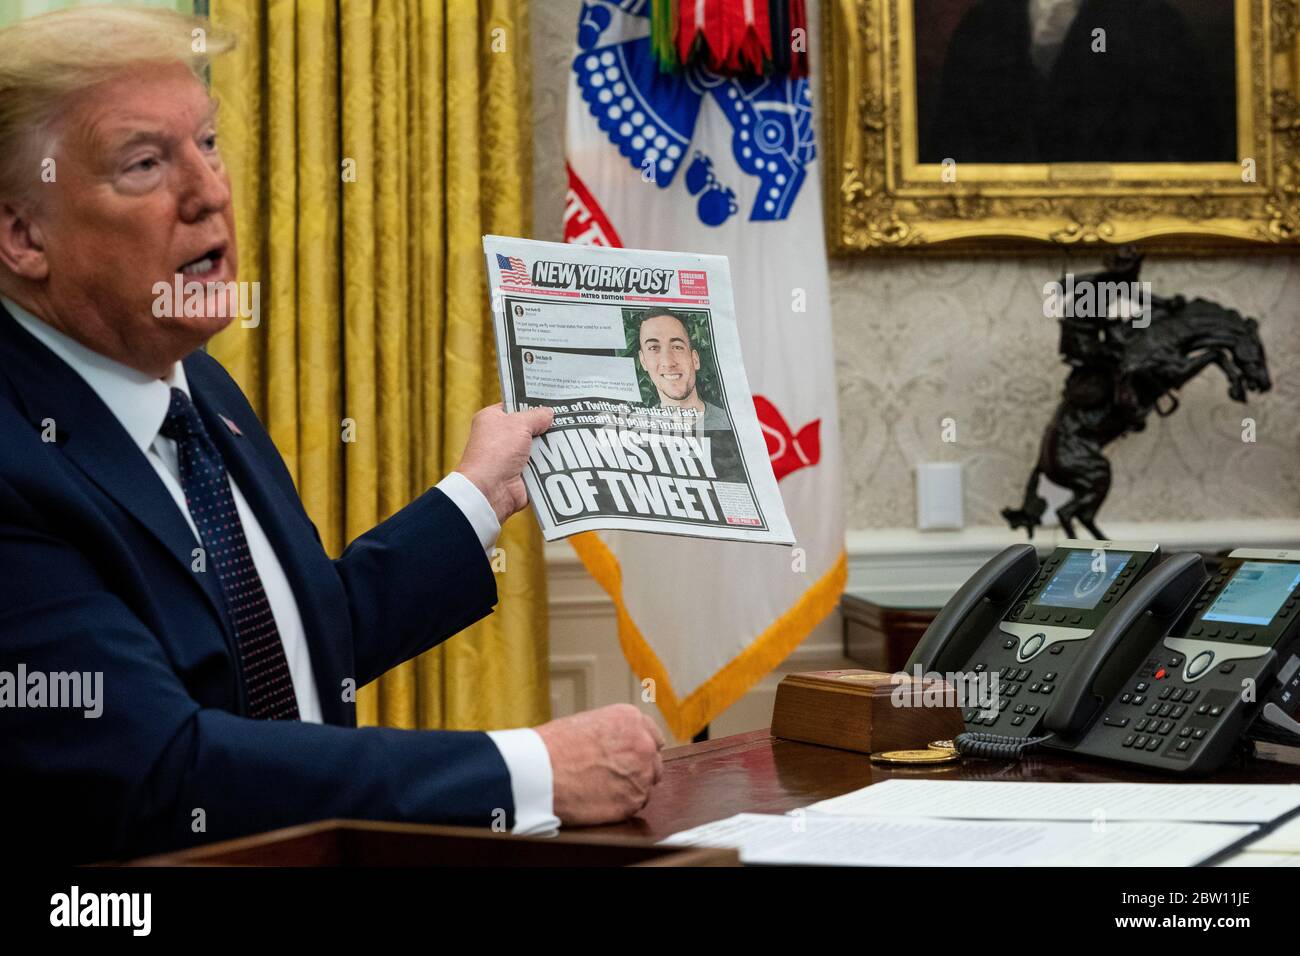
[663,727,773,761]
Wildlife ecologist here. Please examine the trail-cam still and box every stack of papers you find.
[662,780,1300,867]
[808,780,1300,823]
[663,813,1255,867]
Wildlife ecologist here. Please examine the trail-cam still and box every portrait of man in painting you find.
[914,0,1238,165]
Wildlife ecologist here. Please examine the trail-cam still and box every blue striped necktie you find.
[160,387,300,720]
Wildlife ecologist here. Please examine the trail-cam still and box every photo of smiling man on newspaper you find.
[484,235,792,545]
[634,307,733,433]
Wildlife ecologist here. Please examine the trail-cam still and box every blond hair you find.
[0,6,235,203]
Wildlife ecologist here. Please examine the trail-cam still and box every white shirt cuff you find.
[436,471,501,555]
[485,728,560,836]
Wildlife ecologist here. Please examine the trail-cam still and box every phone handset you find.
[905,544,1039,673]
[1045,552,1207,739]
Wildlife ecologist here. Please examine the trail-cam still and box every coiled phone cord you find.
[954,731,1054,760]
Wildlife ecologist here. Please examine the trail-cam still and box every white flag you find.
[562,1,845,739]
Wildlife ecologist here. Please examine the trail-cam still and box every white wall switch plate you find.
[916,462,964,531]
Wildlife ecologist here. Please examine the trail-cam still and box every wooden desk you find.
[585,728,1300,842]
[128,819,735,866]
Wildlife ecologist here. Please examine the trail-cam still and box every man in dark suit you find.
[923,0,1231,164]
[0,8,663,862]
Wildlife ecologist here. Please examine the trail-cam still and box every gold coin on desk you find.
[928,739,957,753]
[870,749,961,765]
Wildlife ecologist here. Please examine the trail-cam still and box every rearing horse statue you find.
[1003,255,1272,540]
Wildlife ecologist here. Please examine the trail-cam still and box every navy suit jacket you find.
[0,303,512,862]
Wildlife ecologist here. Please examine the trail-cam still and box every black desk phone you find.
[1041,548,1300,773]
[906,540,1163,742]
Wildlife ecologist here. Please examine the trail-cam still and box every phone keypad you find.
[962,666,1057,726]
[1100,656,1236,763]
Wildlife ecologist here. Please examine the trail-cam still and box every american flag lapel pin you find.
[219,414,243,437]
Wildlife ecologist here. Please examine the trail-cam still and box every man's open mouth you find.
[178,245,226,278]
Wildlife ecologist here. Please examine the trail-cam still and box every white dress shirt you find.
[1029,0,1083,77]
[2,297,558,835]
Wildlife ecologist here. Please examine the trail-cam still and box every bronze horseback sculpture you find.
[1003,252,1272,539]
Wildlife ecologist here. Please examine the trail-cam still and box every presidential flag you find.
[562,0,845,739]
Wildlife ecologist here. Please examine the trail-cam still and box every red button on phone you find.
[1154,668,1167,680]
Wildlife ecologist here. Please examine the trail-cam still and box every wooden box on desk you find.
[125,819,737,867]
[771,669,964,754]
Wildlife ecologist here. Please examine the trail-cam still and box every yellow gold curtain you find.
[207,0,548,731]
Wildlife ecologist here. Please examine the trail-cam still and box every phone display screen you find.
[1033,550,1132,610]
[1203,562,1300,626]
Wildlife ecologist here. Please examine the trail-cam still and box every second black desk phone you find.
[906,540,1164,742]
[1044,547,1300,773]
[910,542,1300,774]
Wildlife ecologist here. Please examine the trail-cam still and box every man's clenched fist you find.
[457,404,553,524]
[535,704,666,826]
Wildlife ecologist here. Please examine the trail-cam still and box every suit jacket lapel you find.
[0,305,237,653]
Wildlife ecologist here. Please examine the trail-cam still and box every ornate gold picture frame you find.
[822,0,1300,253]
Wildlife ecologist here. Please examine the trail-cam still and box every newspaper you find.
[483,235,794,545]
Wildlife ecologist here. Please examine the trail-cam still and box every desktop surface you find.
[583,728,1300,842]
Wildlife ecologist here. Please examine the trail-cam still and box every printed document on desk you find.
[662,814,1255,867]
[807,780,1300,825]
